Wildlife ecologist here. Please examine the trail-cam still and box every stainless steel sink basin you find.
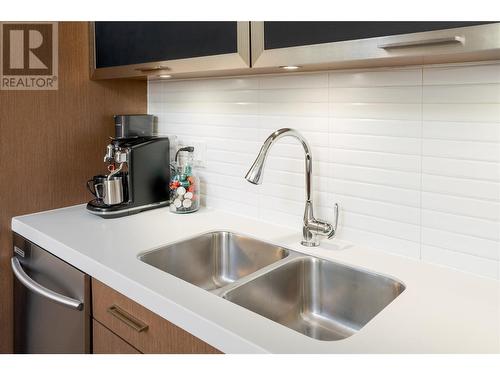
[139,231,405,341]
[138,231,289,291]
[223,257,405,341]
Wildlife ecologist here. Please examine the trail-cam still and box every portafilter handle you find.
[108,162,124,180]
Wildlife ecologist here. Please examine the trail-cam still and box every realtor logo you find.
[0,22,58,90]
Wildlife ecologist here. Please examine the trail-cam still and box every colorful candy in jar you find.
[169,169,198,212]
[169,146,199,213]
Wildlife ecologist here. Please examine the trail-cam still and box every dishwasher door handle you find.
[11,257,84,311]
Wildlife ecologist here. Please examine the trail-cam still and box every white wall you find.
[148,61,500,279]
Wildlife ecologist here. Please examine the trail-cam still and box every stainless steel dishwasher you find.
[12,233,91,353]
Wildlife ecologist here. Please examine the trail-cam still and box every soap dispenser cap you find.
[175,146,194,164]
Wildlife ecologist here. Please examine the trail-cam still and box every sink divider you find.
[211,251,305,298]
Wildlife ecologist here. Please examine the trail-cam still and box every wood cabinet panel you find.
[92,279,221,354]
[93,320,141,354]
[0,22,147,353]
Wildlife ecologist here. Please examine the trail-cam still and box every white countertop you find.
[11,205,500,353]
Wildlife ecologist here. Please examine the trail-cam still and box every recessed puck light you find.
[280,65,301,70]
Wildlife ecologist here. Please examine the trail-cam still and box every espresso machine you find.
[86,114,171,218]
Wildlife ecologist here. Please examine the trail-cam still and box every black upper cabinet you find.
[263,22,494,50]
[251,22,500,69]
[95,22,238,68]
[91,22,250,79]
[90,21,500,79]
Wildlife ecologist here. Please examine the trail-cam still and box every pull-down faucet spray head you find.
[245,128,305,186]
[245,149,268,185]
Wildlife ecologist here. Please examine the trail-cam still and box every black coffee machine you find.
[86,115,171,218]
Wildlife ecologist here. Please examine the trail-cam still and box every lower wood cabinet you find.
[93,320,141,354]
[91,279,221,354]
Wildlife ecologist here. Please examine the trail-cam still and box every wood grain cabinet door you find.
[92,279,221,354]
[93,320,141,354]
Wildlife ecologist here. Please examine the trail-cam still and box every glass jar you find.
[169,148,200,213]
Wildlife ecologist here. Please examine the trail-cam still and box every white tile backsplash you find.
[421,174,500,201]
[422,139,500,162]
[421,157,500,181]
[422,103,500,122]
[330,118,422,138]
[149,62,500,280]
[422,84,500,103]
[329,68,422,87]
[330,103,422,120]
[331,178,421,207]
[330,133,421,155]
[421,244,499,280]
[422,121,500,142]
[329,86,422,103]
[422,63,500,85]
[330,149,421,172]
[421,191,500,222]
[261,72,329,89]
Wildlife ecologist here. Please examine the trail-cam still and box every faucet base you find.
[301,239,320,247]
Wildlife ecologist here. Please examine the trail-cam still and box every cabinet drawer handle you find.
[378,36,465,49]
[107,305,149,332]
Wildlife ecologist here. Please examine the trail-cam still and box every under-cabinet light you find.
[280,65,301,70]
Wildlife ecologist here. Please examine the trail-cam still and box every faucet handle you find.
[328,203,339,239]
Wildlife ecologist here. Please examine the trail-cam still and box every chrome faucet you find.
[245,128,339,247]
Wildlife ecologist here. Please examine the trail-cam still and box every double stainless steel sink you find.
[138,231,405,341]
